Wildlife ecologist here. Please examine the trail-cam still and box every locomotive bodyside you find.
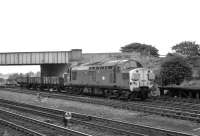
[66,60,141,90]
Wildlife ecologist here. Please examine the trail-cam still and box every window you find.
[109,72,117,83]
[88,71,96,81]
[72,71,77,80]
[148,73,155,81]
[109,73,114,83]
[108,66,113,69]
[64,73,69,82]
[132,73,140,81]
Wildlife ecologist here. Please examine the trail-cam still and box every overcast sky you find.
[0,0,200,74]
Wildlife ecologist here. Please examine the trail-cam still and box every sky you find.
[0,0,200,74]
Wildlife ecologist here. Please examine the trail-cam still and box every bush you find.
[159,55,192,86]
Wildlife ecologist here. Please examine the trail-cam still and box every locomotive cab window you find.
[72,71,77,80]
[132,73,140,81]
[148,72,155,81]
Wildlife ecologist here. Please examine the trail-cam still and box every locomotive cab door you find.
[129,70,140,92]
[63,73,70,83]
[148,71,155,81]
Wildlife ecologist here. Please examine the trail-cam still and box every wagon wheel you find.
[103,89,112,98]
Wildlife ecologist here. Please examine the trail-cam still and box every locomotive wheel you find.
[83,87,93,95]
[93,88,104,96]
[119,91,130,101]
[76,88,83,95]
[109,90,121,99]
[128,92,138,100]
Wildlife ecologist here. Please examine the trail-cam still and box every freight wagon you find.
[18,76,64,91]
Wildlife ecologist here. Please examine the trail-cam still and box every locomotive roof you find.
[71,59,142,70]
[71,65,89,70]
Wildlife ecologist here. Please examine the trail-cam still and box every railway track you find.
[2,88,200,122]
[0,99,145,136]
[149,97,200,109]
[150,96,200,103]
[0,98,196,136]
[146,98,200,113]
[0,118,45,136]
[0,107,91,136]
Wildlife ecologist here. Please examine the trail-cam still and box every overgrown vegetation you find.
[158,54,192,86]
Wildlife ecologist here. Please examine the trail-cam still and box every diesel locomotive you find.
[17,59,155,100]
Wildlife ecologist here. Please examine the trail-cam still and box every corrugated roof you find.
[101,59,129,66]
[72,59,140,70]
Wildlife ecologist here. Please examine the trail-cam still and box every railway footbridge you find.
[0,49,82,77]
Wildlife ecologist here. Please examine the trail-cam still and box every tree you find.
[8,73,21,80]
[26,71,34,77]
[159,55,192,86]
[172,41,200,56]
[120,42,159,57]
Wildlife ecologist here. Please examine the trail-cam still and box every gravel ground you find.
[0,90,200,135]
[0,125,25,136]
